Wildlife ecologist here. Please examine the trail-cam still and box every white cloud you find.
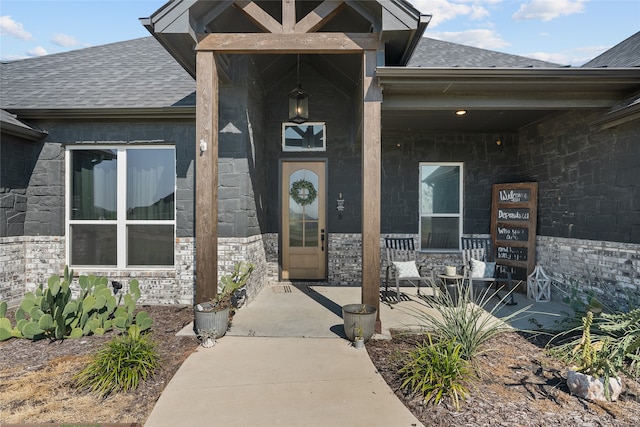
[429,28,510,49]
[51,33,80,47]
[0,15,33,40]
[27,46,48,57]
[525,44,609,66]
[513,0,586,22]
[413,0,494,27]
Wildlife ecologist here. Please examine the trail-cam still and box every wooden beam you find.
[282,0,296,33]
[197,32,380,53]
[195,51,219,304]
[295,1,346,33]
[361,49,382,332]
[235,1,283,34]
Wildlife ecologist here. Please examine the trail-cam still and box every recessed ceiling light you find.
[455,110,467,116]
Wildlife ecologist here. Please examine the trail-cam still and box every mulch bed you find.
[366,331,640,427]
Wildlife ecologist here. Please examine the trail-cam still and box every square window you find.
[282,123,326,152]
[67,146,176,268]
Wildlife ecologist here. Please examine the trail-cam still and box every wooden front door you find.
[281,161,326,280]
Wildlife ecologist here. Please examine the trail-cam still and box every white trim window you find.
[66,146,176,268]
[419,163,463,251]
[282,122,326,152]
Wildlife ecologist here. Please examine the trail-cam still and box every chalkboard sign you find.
[498,189,530,203]
[497,246,528,261]
[497,208,530,221]
[497,226,529,242]
[491,182,538,279]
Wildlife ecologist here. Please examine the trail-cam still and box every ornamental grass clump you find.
[75,324,159,398]
[399,334,473,410]
[404,280,531,361]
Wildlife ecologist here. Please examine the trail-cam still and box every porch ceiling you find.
[381,109,556,132]
[379,67,640,132]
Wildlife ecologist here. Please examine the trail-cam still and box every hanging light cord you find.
[296,54,301,87]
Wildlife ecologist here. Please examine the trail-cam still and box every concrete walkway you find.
[144,284,569,427]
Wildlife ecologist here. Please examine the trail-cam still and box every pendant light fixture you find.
[287,54,309,124]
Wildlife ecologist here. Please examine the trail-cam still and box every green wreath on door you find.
[290,179,318,206]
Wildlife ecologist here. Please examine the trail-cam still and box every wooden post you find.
[361,49,382,332]
[195,51,219,304]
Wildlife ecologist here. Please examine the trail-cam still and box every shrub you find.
[74,325,159,398]
[550,308,640,383]
[399,334,473,410]
[404,280,531,361]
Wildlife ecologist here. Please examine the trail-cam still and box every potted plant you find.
[196,329,218,348]
[342,303,377,343]
[194,261,253,340]
[566,311,622,401]
[353,324,365,350]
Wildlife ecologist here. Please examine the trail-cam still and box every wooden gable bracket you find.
[234,0,346,34]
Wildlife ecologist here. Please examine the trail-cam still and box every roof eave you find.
[0,122,47,140]
[592,101,640,129]
[6,107,196,121]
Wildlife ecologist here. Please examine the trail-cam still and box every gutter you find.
[0,121,47,140]
[377,67,640,80]
[6,107,196,121]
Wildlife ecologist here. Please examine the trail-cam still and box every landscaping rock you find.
[567,370,622,401]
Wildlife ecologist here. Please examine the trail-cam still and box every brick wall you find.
[0,235,269,306]
[536,235,640,309]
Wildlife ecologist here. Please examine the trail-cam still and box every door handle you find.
[321,229,325,251]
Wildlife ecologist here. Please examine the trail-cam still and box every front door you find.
[281,161,326,280]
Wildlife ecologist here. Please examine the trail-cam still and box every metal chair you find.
[383,237,435,302]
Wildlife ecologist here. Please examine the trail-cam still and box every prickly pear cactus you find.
[1,267,153,341]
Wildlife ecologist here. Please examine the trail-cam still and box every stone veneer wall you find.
[217,235,268,303]
[536,236,640,309]
[263,232,464,285]
[1,237,30,305]
[0,235,269,306]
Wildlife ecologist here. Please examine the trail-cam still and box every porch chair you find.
[383,237,435,303]
[461,237,516,305]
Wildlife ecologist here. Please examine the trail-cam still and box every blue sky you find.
[1,0,638,66]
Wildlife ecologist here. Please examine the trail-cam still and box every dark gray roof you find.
[582,31,640,68]
[0,109,46,139]
[408,37,562,68]
[1,37,195,110]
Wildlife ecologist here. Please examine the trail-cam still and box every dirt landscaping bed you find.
[367,331,640,427]
[2,305,640,426]
[0,305,198,425]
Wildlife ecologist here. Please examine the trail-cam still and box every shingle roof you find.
[1,37,195,110]
[0,109,46,139]
[582,31,640,68]
[408,37,562,68]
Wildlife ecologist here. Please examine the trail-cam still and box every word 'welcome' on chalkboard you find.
[498,189,531,203]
